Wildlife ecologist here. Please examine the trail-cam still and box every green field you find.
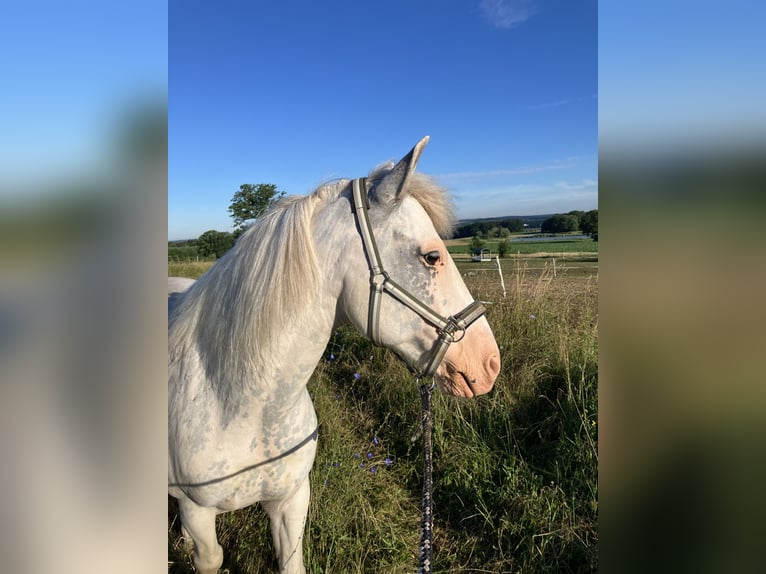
[446,236,598,257]
[168,261,598,573]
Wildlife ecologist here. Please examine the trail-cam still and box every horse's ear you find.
[372,136,430,206]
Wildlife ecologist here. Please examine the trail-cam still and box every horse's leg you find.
[177,498,223,574]
[262,476,310,574]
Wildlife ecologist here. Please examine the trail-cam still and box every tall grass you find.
[168,260,213,279]
[168,261,598,573]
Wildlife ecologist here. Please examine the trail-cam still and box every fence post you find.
[495,256,506,298]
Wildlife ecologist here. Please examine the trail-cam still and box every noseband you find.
[350,178,487,379]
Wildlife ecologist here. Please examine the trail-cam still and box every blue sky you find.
[0,1,167,192]
[599,1,766,153]
[169,0,597,239]
[2,2,762,241]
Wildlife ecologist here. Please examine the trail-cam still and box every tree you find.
[541,214,579,233]
[580,209,598,238]
[197,230,235,259]
[168,244,199,261]
[470,235,486,252]
[497,239,510,258]
[228,183,286,232]
[567,210,586,230]
[503,218,524,233]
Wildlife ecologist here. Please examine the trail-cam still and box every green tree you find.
[228,183,286,232]
[197,229,235,259]
[567,210,586,230]
[497,239,510,257]
[504,218,524,233]
[541,214,579,233]
[470,235,486,252]
[580,209,598,238]
[168,244,199,261]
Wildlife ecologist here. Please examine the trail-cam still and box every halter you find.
[350,177,487,379]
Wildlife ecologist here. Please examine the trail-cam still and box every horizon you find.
[168,191,597,241]
[168,209,597,242]
[169,1,597,241]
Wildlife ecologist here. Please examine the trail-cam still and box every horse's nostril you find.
[485,354,501,381]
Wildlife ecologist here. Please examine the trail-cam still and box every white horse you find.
[168,137,501,574]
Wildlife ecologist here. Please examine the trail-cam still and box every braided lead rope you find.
[418,380,434,574]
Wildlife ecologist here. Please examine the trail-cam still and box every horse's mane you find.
[169,163,454,416]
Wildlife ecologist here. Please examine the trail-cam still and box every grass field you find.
[168,258,598,573]
[446,236,598,258]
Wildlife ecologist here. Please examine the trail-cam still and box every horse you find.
[168,137,501,574]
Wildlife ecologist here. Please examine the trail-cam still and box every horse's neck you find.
[256,302,336,399]
[255,197,354,399]
[228,262,343,410]
[184,195,352,414]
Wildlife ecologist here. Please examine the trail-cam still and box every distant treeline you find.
[454,210,598,240]
[540,210,597,236]
[168,229,239,261]
[170,210,597,261]
[168,239,204,262]
[454,218,528,238]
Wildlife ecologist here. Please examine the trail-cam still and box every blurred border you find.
[3,2,765,573]
[0,3,167,574]
[600,2,766,572]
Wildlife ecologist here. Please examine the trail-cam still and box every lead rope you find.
[418,379,434,573]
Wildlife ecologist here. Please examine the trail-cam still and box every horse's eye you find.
[423,251,441,266]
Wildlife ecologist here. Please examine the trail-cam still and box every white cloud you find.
[552,179,598,192]
[528,95,598,111]
[480,0,539,29]
[452,179,598,219]
[528,99,571,110]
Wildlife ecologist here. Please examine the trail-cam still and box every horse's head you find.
[335,137,500,397]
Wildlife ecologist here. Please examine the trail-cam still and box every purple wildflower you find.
[367,452,373,459]
[353,453,360,459]
[530,314,536,320]
[372,436,379,446]
[385,457,393,466]
[353,372,361,380]
[370,467,377,475]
